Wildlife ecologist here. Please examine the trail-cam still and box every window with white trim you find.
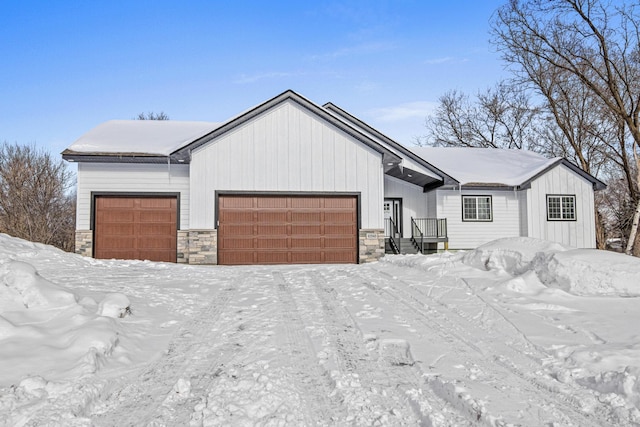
[462,196,492,221]
[547,195,576,220]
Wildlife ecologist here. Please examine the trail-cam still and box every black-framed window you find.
[462,195,492,221]
[547,195,576,221]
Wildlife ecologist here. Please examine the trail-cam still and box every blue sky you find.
[1,1,508,157]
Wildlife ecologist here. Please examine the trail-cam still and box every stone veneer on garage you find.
[358,229,385,263]
[74,230,93,258]
[185,230,217,265]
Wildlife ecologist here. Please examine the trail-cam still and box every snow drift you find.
[0,234,125,385]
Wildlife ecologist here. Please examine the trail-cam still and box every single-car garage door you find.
[218,195,358,265]
[94,196,178,262]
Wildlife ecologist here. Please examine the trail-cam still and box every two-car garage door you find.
[94,194,358,265]
[218,195,358,265]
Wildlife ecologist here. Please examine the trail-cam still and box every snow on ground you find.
[1,234,640,426]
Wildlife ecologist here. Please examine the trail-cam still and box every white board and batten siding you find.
[383,175,429,238]
[189,100,384,230]
[436,189,523,249]
[75,163,190,230]
[526,164,596,248]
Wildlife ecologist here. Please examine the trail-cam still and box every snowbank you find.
[0,234,125,385]
[459,237,640,296]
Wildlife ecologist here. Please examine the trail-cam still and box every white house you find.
[62,90,605,265]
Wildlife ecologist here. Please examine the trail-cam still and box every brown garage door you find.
[94,196,177,262]
[218,195,357,265]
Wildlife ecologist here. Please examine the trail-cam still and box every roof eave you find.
[62,151,188,164]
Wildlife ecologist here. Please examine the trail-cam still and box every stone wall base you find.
[75,230,93,258]
[177,230,189,264]
[186,229,218,265]
[359,229,385,263]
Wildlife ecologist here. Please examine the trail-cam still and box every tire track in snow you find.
[272,271,346,425]
[306,269,472,426]
[91,281,241,427]
[349,263,610,426]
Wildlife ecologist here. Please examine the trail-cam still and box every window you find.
[547,195,576,220]
[462,196,492,221]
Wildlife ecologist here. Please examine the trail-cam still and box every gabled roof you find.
[62,120,220,163]
[410,147,606,190]
[172,90,403,167]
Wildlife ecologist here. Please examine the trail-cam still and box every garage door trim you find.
[215,191,361,264]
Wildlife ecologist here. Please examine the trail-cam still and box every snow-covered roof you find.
[410,147,561,187]
[65,120,221,156]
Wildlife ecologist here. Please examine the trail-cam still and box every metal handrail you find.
[411,218,424,254]
[412,218,447,239]
[385,217,401,254]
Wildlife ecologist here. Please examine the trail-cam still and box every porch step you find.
[385,238,420,255]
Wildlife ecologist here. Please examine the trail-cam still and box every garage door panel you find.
[97,211,135,223]
[256,211,288,222]
[290,198,322,209]
[138,236,176,249]
[139,224,176,234]
[324,224,356,234]
[291,212,322,223]
[324,198,356,209]
[219,237,254,250]
[102,236,136,249]
[256,198,288,209]
[139,211,175,223]
[219,210,254,222]
[257,252,289,264]
[220,251,255,265]
[325,251,356,263]
[100,224,135,235]
[290,252,323,263]
[140,198,175,209]
[291,237,322,248]
[221,224,255,235]
[218,195,357,265]
[291,225,322,235]
[325,237,357,248]
[95,196,177,262]
[256,225,287,235]
[99,198,135,209]
[221,197,254,209]
[257,237,288,249]
[324,212,356,223]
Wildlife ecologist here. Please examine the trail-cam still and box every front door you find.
[383,199,402,236]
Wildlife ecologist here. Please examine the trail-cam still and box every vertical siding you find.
[527,164,596,248]
[190,100,384,229]
[76,163,190,230]
[519,193,528,237]
[383,176,429,237]
[436,189,523,249]
[426,191,437,218]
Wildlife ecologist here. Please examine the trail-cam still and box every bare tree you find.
[135,111,169,120]
[0,143,76,251]
[492,0,640,254]
[422,82,542,150]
